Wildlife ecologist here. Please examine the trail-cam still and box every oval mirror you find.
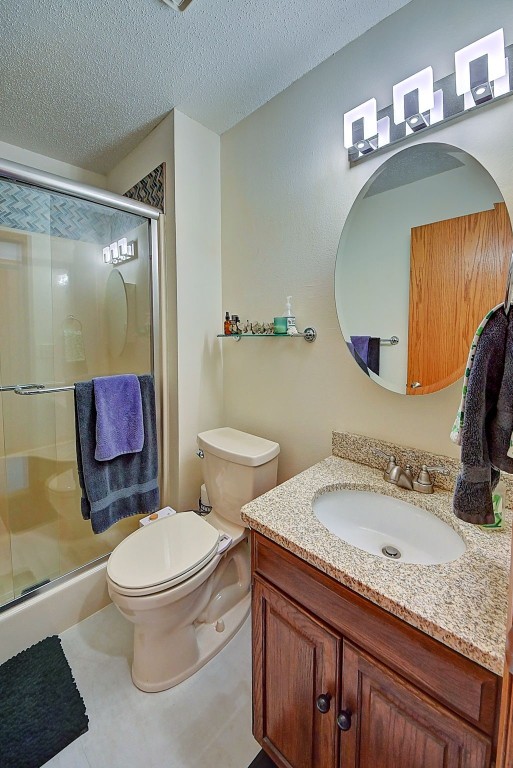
[335,143,513,395]
[105,268,128,357]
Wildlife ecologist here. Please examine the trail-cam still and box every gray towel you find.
[348,337,380,377]
[487,312,513,473]
[453,310,509,524]
[367,338,380,376]
[75,374,160,534]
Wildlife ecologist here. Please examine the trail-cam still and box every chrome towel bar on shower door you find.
[0,383,46,392]
[13,384,75,395]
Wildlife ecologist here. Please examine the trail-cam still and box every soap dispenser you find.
[284,296,296,331]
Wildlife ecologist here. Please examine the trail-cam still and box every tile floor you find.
[44,604,261,768]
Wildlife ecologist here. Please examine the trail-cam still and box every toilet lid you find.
[107,511,220,591]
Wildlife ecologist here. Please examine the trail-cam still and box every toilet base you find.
[131,592,250,692]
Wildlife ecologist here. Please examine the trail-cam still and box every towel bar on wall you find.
[381,336,399,345]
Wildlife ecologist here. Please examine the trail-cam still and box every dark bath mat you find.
[248,750,278,768]
[0,635,88,768]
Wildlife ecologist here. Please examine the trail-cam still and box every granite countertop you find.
[241,454,511,676]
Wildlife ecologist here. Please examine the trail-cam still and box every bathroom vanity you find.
[242,434,511,768]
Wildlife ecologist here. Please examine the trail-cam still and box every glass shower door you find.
[0,217,60,599]
[0,178,153,607]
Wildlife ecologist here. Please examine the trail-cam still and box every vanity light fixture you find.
[344,101,393,159]
[344,28,512,164]
[405,90,443,135]
[455,28,507,107]
[343,98,378,157]
[392,66,434,125]
[102,239,137,265]
[354,138,377,155]
[406,112,429,131]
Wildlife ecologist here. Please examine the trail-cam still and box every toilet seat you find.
[107,511,220,596]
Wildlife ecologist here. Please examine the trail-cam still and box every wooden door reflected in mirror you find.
[408,202,512,395]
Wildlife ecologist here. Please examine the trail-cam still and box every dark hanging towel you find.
[349,336,380,376]
[367,338,380,375]
[74,374,160,533]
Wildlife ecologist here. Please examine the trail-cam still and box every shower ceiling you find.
[0,0,413,174]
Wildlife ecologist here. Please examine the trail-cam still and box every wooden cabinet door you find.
[407,201,512,395]
[341,642,491,768]
[252,576,340,768]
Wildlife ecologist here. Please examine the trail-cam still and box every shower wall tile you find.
[0,179,146,244]
[0,180,50,235]
[49,194,110,244]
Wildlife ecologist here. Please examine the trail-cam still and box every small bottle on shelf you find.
[284,296,296,331]
[224,311,231,335]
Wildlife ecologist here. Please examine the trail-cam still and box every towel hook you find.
[504,252,513,315]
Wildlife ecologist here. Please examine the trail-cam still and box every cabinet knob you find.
[337,710,352,731]
[316,693,332,714]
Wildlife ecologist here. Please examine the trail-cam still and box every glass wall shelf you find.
[217,327,317,343]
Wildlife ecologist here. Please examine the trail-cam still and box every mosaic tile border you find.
[124,163,165,213]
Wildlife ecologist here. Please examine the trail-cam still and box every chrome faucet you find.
[375,450,413,490]
[389,463,414,490]
[375,451,449,493]
[412,465,450,494]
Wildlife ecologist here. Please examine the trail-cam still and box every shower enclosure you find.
[0,161,161,610]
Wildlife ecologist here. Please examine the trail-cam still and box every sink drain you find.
[382,545,401,559]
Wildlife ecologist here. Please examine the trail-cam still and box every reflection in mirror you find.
[335,143,513,395]
[105,269,128,357]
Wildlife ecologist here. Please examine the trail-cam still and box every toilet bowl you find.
[107,427,279,692]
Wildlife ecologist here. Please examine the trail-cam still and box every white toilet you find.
[107,427,279,692]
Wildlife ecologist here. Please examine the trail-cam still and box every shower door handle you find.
[0,383,45,392]
[14,385,75,395]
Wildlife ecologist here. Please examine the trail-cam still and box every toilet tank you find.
[197,428,280,527]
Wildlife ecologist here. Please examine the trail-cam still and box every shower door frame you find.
[0,157,163,610]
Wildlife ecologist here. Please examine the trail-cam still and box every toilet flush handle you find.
[196,449,204,459]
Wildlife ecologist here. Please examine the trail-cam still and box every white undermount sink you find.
[313,489,466,565]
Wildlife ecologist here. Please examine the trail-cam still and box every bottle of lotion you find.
[284,296,296,331]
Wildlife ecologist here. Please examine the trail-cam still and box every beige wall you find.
[0,139,106,187]
[107,113,178,508]
[173,111,222,510]
[220,0,513,484]
[107,111,222,511]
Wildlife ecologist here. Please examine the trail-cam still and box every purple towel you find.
[350,336,370,364]
[93,375,144,461]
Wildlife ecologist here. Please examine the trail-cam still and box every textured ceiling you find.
[0,0,413,173]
